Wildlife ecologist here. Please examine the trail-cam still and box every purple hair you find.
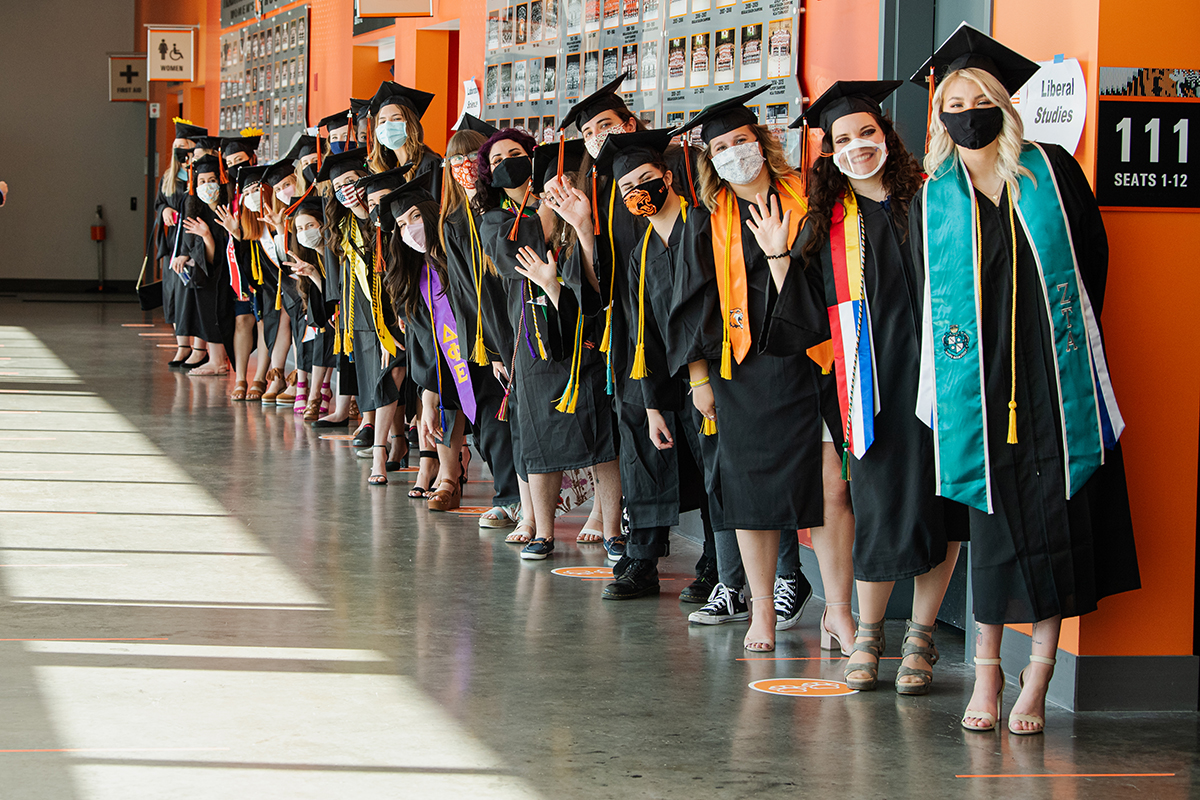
[477,128,538,188]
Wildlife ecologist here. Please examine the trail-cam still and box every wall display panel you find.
[219,5,309,163]
[483,0,801,143]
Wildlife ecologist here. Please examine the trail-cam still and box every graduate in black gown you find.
[789,81,969,694]
[910,25,1138,735]
[168,155,235,376]
[439,117,524,527]
[476,128,622,561]
[381,177,469,506]
[281,196,336,421]
[668,87,856,653]
[261,158,312,411]
[158,119,207,370]
[366,82,444,201]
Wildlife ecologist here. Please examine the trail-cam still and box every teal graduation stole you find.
[917,142,1123,513]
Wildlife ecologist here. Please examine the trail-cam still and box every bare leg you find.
[232,314,254,383]
[370,400,398,481]
[183,336,207,366]
[808,442,856,645]
[737,529,780,650]
[963,622,1005,730]
[591,459,622,540]
[171,335,191,363]
[528,471,564,542]
[1009,615,1061,732]
[189,341,231,375]
[252,320,269,383]
[845,579,895,683]
[896,542,962,690]
[264,311,293,395]
[433,412,467,486]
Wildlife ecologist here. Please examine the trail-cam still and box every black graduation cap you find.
[559,75,629,133]
[223,133,263,157]
[173,119,208,140]
[379,171,435,233]
[672,85,769,144]
[314,147,369,183]
[192,154,222,176]
[318,109,352,135]
[909,22,1039,96]
[796,80,902,131]
[293,197,325,222]
[234,164,269,190]
[263,159,297,187]
[350,97,372,122]
[355,166,412,199]
[195,136,224,152]
[283,135,318,161]
[456,113,499,138]
[531,139,587,194]
[368,81,436,119]
[594,128,675,181]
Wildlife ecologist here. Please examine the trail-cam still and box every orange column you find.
[413,29,454,154]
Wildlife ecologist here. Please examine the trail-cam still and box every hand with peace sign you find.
[283,250,322,291]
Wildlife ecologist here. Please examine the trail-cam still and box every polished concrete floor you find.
[0,294,1197,799]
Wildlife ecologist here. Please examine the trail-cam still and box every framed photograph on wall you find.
[767,18,792,78]
[690,32,710,88]
[740,24,762,82]
[714,28,735,85]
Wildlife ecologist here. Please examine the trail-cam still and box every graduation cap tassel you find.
[590,167,600,236]
[700,417,718,436]
[507,185,532,242]
[799,120,809,196]
[374,223,385,274]
[317,127,326,171]
[841,441,851,481]
[925,66,936,155]
[681,138,698,207]
[283,183,315,217]
[556,132,565,182]
[187,163,196,196]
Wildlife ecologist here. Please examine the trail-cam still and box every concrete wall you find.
[0,0,146,285]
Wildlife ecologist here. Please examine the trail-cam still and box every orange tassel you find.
[187,163,195,196]
[374,224,384,274]
[681,139,698,207]
[495,390,510,421]
[799,120,809,196]
[557,132,565,182]
[925,67,936,154]
[507,185,532,241]
[284,183,315,217]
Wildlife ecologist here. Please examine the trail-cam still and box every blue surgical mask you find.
[176,168,188,181]
[376,120,408,150]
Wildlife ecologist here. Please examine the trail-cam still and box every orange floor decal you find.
[552,566,617,579]
[748,678,857,697]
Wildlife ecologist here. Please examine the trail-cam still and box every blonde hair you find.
[160,148,190,197]
[368,103,426,174]
[924,67,1033,197]
[696,124,799,212]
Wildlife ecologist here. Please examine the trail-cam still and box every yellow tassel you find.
[471,330,488,366]
[701,417,718,436]
[599,307,613,354]
[1007,401,1018,445]
[344,331,352,353]
[536,335,547,362]
[630,343,647,380]
[720,340,732,381]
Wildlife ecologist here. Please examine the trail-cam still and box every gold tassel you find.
[701,417,718,436]
[1007,401,1018,445]
[719,340,732,380]
[471,328,488,365]
[630,343,647,379]
[599,308,612,354]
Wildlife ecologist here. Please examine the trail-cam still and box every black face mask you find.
[174,148,192,163]
[302,164,318,185]
[623,177,669,217]
[940,107,1005,151]
[490,156,533,189]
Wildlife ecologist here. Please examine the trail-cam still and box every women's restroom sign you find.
[1015,57,1087,154]
[1095,66,1199,210]
[146,27,196,82]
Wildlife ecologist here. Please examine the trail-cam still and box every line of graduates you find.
[151,23,1139,739]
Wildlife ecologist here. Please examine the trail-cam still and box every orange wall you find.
[997,0,1200,658]
[802,0,880,98]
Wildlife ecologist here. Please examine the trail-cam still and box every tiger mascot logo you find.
[625,188,658,216]
[729,307,744,329]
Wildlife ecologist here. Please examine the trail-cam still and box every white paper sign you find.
[147,28,195,81]
[463,77,482,117]
[109,56,147,102]
[1015,57,1087,154]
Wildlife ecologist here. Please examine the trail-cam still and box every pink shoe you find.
[320,381,331,414]
[293,381,308,415]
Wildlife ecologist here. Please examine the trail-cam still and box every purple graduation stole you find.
[420,263,478,423]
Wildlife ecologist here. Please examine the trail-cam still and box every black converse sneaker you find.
[687,583,750,625]
[774,571,813,631]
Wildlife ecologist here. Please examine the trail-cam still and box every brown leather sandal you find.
[276,369,298,406]
[261,367,285,404]
[230,380,248,401]
[302,393,323,422]
[246,380,267,401]
[426,477,462,512]
[348,397,361,420]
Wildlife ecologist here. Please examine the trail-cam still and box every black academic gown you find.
[235,234,287,350]
[155,187,187,326]
[909,143,1139,624]
[804,193,967,583]
[339,218,404,412]
[175,202,236,355]
[670,186,827,531]
[443,209,521,505]
[480,203,616,474]
[405,262,462,412]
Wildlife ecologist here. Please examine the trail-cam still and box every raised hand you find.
[544,182,593,234]
[181,216,211,240]
[514,246,559,294]
[214,204,240,237]
[745,192,791,259]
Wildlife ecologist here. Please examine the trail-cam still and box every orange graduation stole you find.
[710,176,807,378]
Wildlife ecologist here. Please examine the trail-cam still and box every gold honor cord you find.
[973,189,1020,445]
[599,182,618,392]
[465,210,489,365]
[630,227,653,380]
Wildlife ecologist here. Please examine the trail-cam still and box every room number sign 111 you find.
[1096,99,1198,209]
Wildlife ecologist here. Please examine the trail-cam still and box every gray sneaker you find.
[688,583,750,625]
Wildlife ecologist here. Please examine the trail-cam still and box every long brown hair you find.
[802,112,925,261]
[439,129,488,224]
[368,103,427,174]
[695,124,799,211]
[386,199,448,318]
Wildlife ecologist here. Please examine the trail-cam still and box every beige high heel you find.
[1009,655,1056,735]
[819,601,854,657]
[744,596,776,652]
[962,657,1004,732]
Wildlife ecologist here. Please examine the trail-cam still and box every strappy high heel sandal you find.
[302,393,323,422]
[168,346,192,368]
[962,658,1005,732]
[427,477,462,512]
[386,434,409,470]
[407,450,438,498]
[744,596,776,652]
[367,445,388,486]
[819,601,854,657]
[458,448,471,488]
[245,379,266,401]
[230,380,248,401]
[895,620,939,696]
[1009,655,1055,735]
[843,619,886,691]
[319,381,332,414]
[292,378,308,414]
[261,367,285,404]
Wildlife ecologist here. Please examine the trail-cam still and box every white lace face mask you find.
[833,138,888,180]
[710,141,765,185]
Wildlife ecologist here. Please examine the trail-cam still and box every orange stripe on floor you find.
[121,324,157,328]
[0,747,230,754]
[738,656,902,661]
[956,773,1176,779]
[0,638,170,642]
